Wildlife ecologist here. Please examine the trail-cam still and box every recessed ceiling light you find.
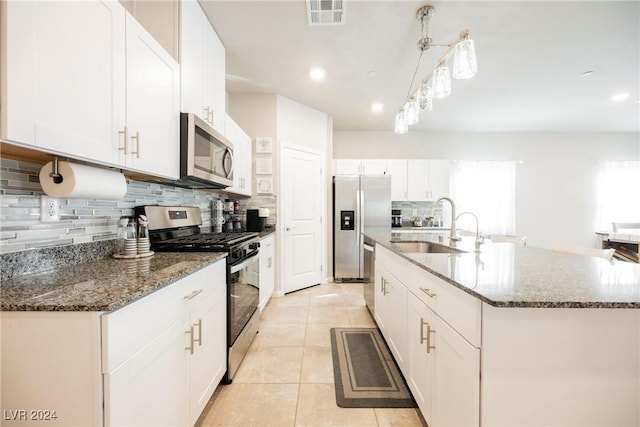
[309,67,326,82]
[371,102,384,113]
[368,71,378,77]
[581,71,594,77]
[611,93,630,102]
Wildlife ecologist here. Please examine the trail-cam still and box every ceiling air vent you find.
[307,0,346,25]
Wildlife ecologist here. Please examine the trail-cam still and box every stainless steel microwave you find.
[176,112,233,189]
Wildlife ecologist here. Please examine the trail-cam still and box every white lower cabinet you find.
[103,260,227,426]
[1,259,227,427]
[374,261,408,372]
[259,234,275,311]
[376,244,479,427]
[104,316,192,426]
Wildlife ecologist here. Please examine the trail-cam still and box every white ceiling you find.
[201,1,640,133]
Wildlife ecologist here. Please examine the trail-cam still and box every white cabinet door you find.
[3,0,126,164]
[225,115,252,196]
[125,13,180,179]
[384,272,408,372]
[360,160,387,175]
[205,25,226,135]
[104,316,191,427]
[259,235,276,311]
[189,273,227,425]
[407,159,429,201]
[431,314,480,427]
[335,159,362,175]
[386,160,408,201]
[374,261,407,372]
[407,294,433,426]
[374,261,389,335]
[179,0,205,119]
[180,0,225,134]
[427,160,450,200]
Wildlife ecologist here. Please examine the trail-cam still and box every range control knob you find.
[249,242,260,250]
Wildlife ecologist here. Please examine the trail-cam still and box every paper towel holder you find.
[49,156,63,184]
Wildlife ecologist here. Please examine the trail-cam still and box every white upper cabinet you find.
[386,159,409,201]
[392,159,450,202]
[3,1,179,179]
[124,13,180,179]
[225,115,252,196]
[180,0,226,135]
[3,0,126,164]
[334,159,387,175]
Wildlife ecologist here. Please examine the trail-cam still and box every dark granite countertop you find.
[1,252,226,312]
[364,228,640,309]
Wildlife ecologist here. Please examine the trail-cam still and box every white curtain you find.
[449,161,516,236]
[597,160,640,230]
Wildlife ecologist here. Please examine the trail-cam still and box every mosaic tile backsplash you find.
[0,159,275,255]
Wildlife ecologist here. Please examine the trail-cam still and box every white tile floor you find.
[196,282,425,427]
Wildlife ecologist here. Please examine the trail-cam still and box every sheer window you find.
[597,161,640,230]
[449,161,516,235]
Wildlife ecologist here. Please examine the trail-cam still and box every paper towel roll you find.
[258,208,270,217]
[39,161,127,200]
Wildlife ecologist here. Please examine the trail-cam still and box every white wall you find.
[333,131,639,249]
[228,94,332,289]
[276,96,329,152]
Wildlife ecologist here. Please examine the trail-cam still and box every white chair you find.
[490,234,527,246]
[551,243,615,260]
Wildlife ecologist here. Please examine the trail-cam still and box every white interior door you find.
[281,144,324,293]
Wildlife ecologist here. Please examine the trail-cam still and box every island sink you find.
[390,241,462,254]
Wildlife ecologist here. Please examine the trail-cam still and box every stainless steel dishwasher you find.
[362,235,375,316]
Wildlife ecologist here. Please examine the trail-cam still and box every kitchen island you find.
[365,229,640,427]
[1,252,227,427]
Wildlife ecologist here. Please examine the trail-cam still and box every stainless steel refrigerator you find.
[333,175,391,284]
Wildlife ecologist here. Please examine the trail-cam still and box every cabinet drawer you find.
[102,260,226,372]
[377,245,481,347]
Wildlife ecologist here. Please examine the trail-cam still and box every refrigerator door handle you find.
[355,190,362,249]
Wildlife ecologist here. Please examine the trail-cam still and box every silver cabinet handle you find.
[185,327,195,355]
[419,318,428,345]
[193,318,202,347]
[426,323,436,354]
[267,257,272,269]
[420,287,437,298]
[363,243,374,252]
[118,126,129,154]
[184,289,203,300]
[131,131,140,158]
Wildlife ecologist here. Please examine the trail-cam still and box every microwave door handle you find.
[223,148,234,178]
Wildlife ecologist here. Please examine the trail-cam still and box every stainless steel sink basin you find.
[390,241,460,254]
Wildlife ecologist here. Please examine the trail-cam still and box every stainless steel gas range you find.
[135,205,260,383]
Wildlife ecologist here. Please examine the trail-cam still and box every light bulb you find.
[419,81,433,111]
[432,65,451,99]
[405,99,419,125]
[453,38,478,79]
[394,110,408,134]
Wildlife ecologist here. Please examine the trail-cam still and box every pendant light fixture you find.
[394,5,478,134]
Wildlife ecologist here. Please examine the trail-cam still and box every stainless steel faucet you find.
[456,211,484,252]
[426,197,461,242]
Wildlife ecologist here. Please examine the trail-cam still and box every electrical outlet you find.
[40,196,60,222]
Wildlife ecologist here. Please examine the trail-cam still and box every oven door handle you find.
[229,252,259,274]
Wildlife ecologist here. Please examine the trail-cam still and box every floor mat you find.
[330,327,417,408]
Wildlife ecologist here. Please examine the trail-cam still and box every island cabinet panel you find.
[375,244,480,427]
[1,312,103,427]
[481,305,640,427]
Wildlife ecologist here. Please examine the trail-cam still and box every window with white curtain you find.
[449,160,516,236]
[597,160,640,230]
